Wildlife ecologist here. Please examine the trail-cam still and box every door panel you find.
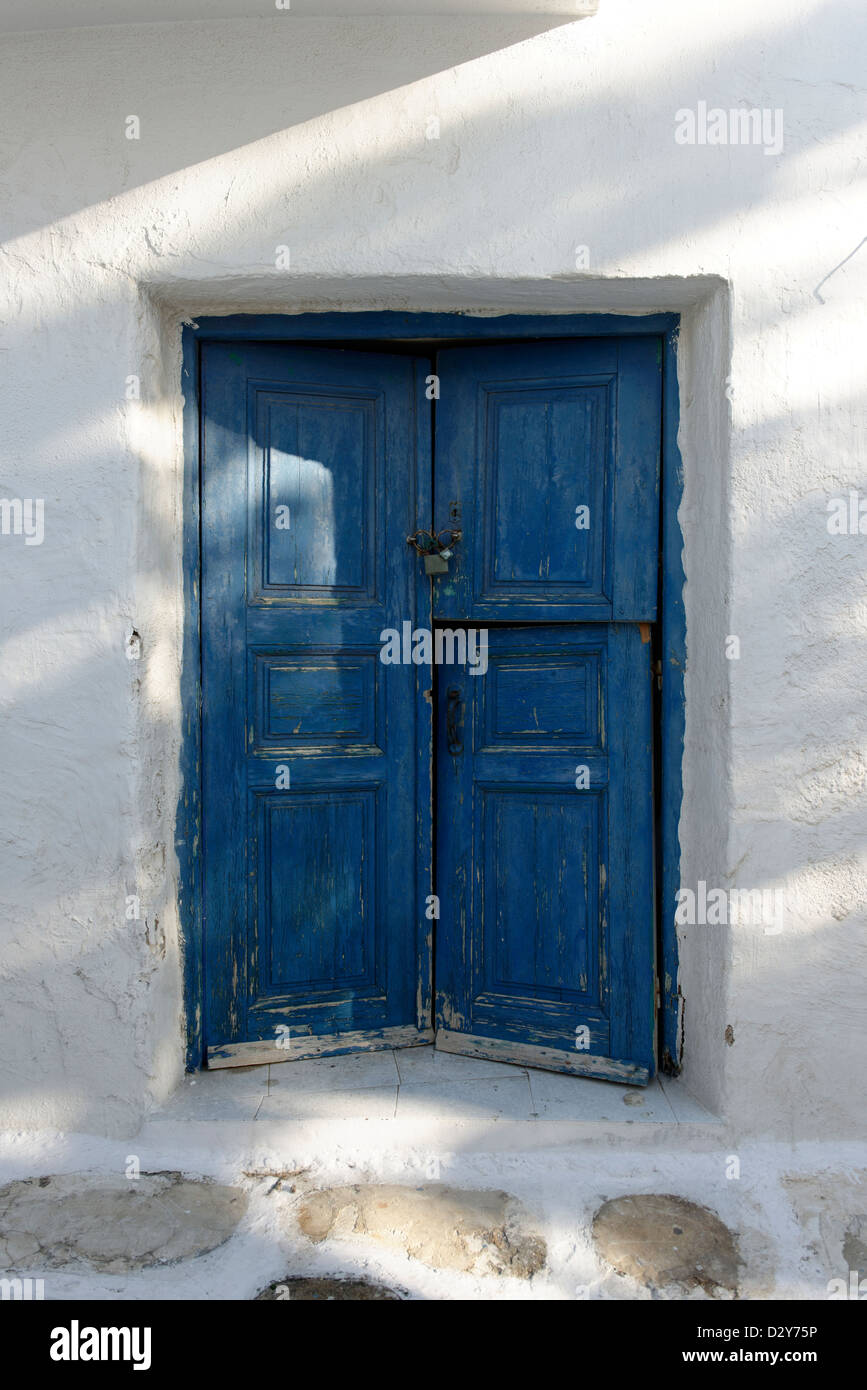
[201,343,432,1066]
[433,337,661,623]
[435,625,656,1081]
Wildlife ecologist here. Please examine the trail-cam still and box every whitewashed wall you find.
[0,1,864,1138]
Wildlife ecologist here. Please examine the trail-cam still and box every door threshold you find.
[207,1025,434,1070]
[435,1031,650,1085]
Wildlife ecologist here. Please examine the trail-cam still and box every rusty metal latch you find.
[407,526,462,575]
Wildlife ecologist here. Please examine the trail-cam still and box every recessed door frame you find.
[179,310,685,1074]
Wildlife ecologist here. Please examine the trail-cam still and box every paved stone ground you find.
[782,1174,867,1286]
[0,1047,863,1300]
[256,1276,405,1300]
[592,1193,740,1295]
[0,1172,247,1274]
[297,1182,546,1278]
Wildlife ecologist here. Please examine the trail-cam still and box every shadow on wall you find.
[1,5,862,324]
[0,14,576,240]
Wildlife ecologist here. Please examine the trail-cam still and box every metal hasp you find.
[408,526,461,576]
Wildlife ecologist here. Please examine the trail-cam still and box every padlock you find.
[424,552,449,574]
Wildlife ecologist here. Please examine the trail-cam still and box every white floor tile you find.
[267,1049,400,1094]
[151,1066,268,1121]
[394,1044,527,1085]
[255,1084,399,1123]
[658,1076,720,1123]
[396,1075,535,1124]
[526,1071,676,1123]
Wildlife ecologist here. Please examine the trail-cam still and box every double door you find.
[201,336,660,1081]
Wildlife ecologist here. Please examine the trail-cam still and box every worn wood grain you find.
[201,344,432,1062]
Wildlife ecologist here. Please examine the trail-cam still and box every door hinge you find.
[654,979,662,1012]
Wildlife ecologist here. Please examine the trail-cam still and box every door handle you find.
[446,686,464,755]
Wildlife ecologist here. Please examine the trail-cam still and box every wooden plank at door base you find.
[435,1030,650,1085]
[208,1025,434,1070]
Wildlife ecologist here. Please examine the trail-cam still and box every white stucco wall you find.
[0,1,864,1140]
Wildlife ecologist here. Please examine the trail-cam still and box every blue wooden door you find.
[199,334,660,1080]
[201,343,432,1066]
[433,339,660,1081]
